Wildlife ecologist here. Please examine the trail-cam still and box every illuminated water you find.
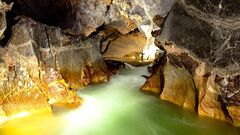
[1,67,240,135]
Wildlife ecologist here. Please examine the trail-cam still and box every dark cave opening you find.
[5,0,77,30]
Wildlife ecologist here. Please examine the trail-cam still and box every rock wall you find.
[2,0,240,128]
[0,17,86,116]
[10,0,176,60]
[0,1,8,40]
[142,0,240,127]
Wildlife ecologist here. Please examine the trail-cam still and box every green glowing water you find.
[1,67,240,135]
[63,67,240,135]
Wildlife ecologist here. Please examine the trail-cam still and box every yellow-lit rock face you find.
[143,40,240,126]
[103,32,146,58]
[195,65,227,121]
[105,0,112,5]
[141,72,161,96]
[227,106,240,127]
[0,65,51,116]
[160,63,196,111]
[2,87,51,116]
[40,66,82,107]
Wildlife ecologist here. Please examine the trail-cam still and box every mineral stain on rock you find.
[142,0,240,127]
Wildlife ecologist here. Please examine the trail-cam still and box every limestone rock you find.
[0,2,6,39]
[160,63,196,111]
[103,32,146,60]
[38,66,82,107]
[141,72,161,96]
[12,0,176,60]
[13,0,108,36]
[0,1,12,40]
[140,53,166,95]
[143,0,240,127]
[55,39,110,89]
[159,0,240,70]
[0,17,96,115]
[198,73,226,121]
[4,19,40,78]
[227,106,240,127]
[1,65,51,116]
[6,17,111,89]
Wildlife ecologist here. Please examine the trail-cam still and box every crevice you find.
[0,2,19,47]
[100,31,121,54]
[153,51,167,96]
[12,0,76,30]
[218,95,233,122]
[192,78,199,112]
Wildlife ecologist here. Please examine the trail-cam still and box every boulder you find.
[141,72,162,96]
[198,73,226,121]
[160,62,196,111]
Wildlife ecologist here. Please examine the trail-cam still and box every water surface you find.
[1,67,240,135]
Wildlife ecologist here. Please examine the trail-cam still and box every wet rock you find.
[143,0,240,126]
[141,72,162,96]
[198,73,226,121]
[0,17,86,115]
[227,106,240,127]
[160,62,196,111]
[1,64,51,116]
[193,63,226,121]
[56,45,110,89]
[6,17,111,89]
[141,52,166,95]
[39,66,82,107]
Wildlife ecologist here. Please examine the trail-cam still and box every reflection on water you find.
[1,67,240,135]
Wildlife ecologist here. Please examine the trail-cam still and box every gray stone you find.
[159,0,240,70]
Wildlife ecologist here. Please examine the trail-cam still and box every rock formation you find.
[142,0,240,127]
[11,0,176,60]
[0,0,177,118]
[0,0,239,128]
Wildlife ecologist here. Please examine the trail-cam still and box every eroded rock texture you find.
[0,19,86,116]
[0,0,178,118]
[0,1,10,40]
[8,18,111,89]
[142,0,240,127]
[10,0,176,60]
[0,16,113,116]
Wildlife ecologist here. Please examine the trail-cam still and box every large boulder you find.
[160,62,196,111]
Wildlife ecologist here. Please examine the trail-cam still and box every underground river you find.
[1,67,240,135]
